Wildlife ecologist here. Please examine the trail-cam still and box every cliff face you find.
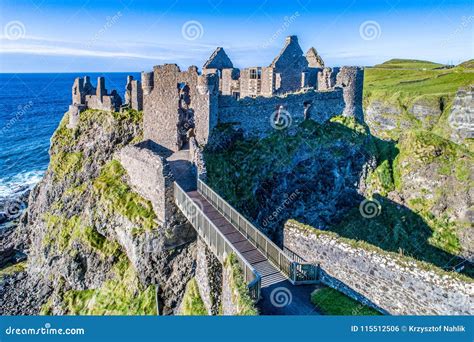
[205,117,377,243]
[205,115,473,277]
[1,109,195,315]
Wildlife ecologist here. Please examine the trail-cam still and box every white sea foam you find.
[0,169,45,202]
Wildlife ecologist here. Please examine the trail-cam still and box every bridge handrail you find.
[197,179,318,284]
[174,182,261,300]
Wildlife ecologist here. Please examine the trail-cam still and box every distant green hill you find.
[373,59,445,70]
[458,59,474,69]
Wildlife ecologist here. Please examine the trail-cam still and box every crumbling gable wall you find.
[270,36,309,94]
[203,47,233,70]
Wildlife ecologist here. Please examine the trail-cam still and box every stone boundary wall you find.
[195,237,222,315]
[218,89,344,137]
[284,220,473,315]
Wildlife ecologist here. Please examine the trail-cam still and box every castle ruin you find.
[68,35,364,152]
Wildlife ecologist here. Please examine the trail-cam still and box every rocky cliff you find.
[0,109,195,315]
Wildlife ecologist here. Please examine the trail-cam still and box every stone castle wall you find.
[336,67,364,122]
[218,89,345,137]
[118,142,174,223]
[284,220,473,315]
[143,64,219,152]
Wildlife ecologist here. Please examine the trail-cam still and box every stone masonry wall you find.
[284,220,473,315]
[195,237,222,315]
[118,142,174,223]
[218,89,344,137]
[143,64,219,151]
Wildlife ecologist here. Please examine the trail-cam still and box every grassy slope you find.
[373,59,444,70]
[311,288,381,316]
[364,59,474,142]
[180,278,208,315]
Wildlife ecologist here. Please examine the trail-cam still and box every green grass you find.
[0,261,26,279]
[50,152,83,180]
[364,59,474,142]
[374,59,445,70]
[224,254,259,315]
[180,278,208,315]
[42,213,121,256]
[60,255,157,315]
[311,287,381,315]
[93,160,158,233]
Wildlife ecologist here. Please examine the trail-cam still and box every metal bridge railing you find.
[197,179,319,285]
[174,182,261,301]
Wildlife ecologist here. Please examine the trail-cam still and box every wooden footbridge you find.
[174,179,320,303]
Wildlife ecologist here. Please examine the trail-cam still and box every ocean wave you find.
[0,169,45,202]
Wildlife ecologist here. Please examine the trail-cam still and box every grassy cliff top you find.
[458,59,474,69]
[373,59,445,70]
[365,62,474,103]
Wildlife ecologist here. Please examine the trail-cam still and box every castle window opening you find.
[250,68,261,80]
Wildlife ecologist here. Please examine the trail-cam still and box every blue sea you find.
[0,72,140,209]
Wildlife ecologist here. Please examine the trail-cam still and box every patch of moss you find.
[311,287,381,315]
[50,152,83,180]
[62,255,156,315]
[92,160,158,233]
[43,213,121,256]
[0,261,26,279]
[224,253,259,315]
[180,278,208,315]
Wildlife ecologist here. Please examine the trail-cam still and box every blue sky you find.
[0,0,472,72]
